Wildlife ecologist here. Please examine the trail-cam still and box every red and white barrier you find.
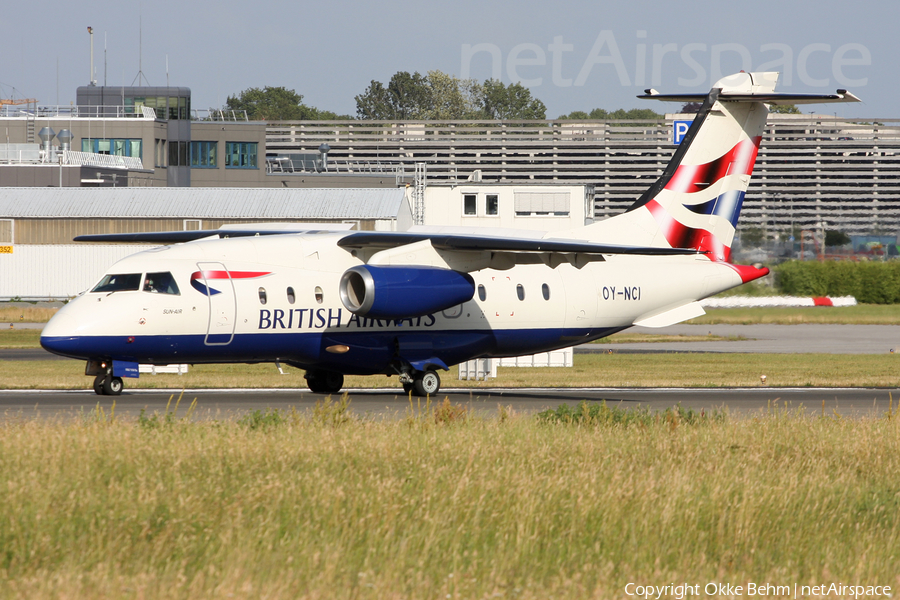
[700,296,858,308]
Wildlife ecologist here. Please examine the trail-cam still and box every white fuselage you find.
[41,232,745,375]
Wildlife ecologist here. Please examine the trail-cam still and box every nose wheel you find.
[93,374,124,396]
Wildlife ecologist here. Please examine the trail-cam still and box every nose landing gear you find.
[93,374,124,396]
[87,360,124,396]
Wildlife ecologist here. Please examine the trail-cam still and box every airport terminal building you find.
[1,83,896,238]
[1,83,898,299]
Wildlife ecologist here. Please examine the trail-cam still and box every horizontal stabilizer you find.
[638,91,861,105]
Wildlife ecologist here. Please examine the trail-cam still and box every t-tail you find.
[562,71,860,261]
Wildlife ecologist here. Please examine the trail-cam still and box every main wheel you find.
[413,370,440,396]
[102,376,123,396]
[93,374,106,395]
[305,371,344,394]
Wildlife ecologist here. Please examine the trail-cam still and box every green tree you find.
[825,230,851,247]
[425,70,482,120]
[770,104,801,114]
[558,107,662,121]
[479,80,546,120]
[224,86,347,120]
[355,71,432,119]
[355,80,392,119]
[355,71,548,121]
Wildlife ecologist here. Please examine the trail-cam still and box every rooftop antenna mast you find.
[87,26,96,86]
[130,5,150,86]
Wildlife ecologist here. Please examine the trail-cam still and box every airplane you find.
[40,72,859,396]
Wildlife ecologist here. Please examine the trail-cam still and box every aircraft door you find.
[196,262,237,345]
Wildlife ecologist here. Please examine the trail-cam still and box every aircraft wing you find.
[73,228,700,257]
[73,229,324,243]
[335,231,700,256]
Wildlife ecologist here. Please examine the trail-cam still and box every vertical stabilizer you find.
[553,72,859,262]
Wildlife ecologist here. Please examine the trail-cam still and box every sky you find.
[0,0,895,119]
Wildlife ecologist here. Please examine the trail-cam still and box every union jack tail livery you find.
[573,72,859,262]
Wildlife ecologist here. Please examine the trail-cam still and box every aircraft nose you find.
[41,312,77,339]
[40,313,81,357]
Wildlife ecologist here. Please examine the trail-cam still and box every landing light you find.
[326,345,350,354]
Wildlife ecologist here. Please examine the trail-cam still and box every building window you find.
[168,141,189,166]
[514,191,570,216]
[463,194,477,216]
[128,95,190,120]
[191,141,218,168]
[155,139,166,168]
[0,219,12,244]
[225,142,258,169]
[81,138,143,159]
[486,194,499,216]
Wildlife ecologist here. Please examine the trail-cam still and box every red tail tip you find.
[728,264,770,283]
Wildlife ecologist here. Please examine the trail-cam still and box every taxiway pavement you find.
[1,386,896,420]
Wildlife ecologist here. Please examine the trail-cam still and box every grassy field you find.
[0,407,898,599]
[0,306,58,323]
[688,304,900,324]
[2,353,898,390]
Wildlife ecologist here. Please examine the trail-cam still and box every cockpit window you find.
[92,273,142,293]
[143,272,180,295]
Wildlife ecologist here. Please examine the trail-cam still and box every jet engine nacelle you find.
[339,265,475,319]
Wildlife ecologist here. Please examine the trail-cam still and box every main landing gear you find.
[93,374,124,396]
[401,369,441,397]
[305,369,344,394]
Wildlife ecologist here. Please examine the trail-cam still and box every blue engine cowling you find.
[339,265,475,319]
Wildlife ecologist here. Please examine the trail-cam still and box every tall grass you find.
[0,405,898,598]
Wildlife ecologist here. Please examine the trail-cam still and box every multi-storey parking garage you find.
[266,115,900,240]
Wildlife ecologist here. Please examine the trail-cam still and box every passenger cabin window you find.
[315,286,324,304]
[143,272,180,295]
[287,287,296,304]
[92,273,142,293]
[463,194,477,216]
[516,284,525,301]
[542,283,550,300]
[477,284,486,301]
[258,287,267,305]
